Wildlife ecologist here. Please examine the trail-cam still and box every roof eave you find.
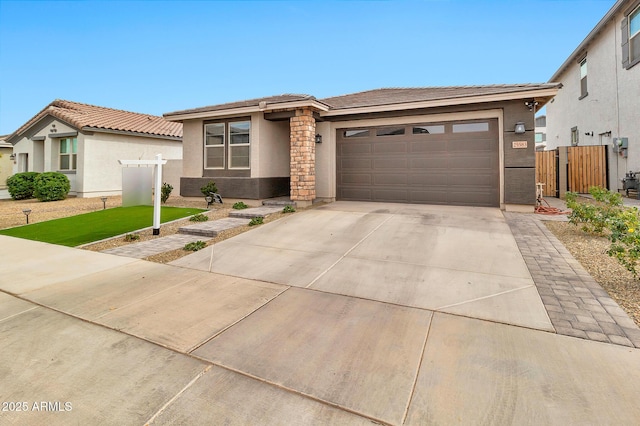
[320,87,561,117]
[82,127,182,141]
[5,112,79,145]
[164,99,330,122]
[549,0,628,82]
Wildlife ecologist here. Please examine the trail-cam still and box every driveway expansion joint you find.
[504,211,640,348]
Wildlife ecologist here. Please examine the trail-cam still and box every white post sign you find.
[118,154,167,235]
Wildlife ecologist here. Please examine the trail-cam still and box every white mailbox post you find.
[118,154,167,235]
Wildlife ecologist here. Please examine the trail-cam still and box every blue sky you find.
[0,0,614,135]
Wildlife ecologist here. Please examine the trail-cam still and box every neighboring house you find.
[6,100,183,197]
[535,115,547,151]
[0,135,13,188]
[164,84,559,209]
[546,0,640,191]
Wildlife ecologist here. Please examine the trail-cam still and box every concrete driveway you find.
[1,201,640,425]
[171,202,553,331]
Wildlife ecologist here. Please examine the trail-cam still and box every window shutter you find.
[622,17,630,68]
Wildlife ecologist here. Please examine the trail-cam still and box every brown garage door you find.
[336,119,499,207]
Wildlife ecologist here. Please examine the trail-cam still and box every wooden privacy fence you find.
[567,145,607,193]
[535,150,558,197]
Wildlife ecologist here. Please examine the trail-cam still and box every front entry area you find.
[336,119,500,207]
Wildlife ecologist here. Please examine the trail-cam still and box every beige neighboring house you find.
[6,100,183,197]
[0,135,13,189]
[165,84,559,209]
[546,0,640,191]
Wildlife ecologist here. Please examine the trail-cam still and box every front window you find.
[204,120,251,170]
[59,137,77,171]
[579,58,588,99]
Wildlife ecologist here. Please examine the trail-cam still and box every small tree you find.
[200,180,218,196]
[161,182,173,203]
[33,172,70,202]
[7,172,40,200]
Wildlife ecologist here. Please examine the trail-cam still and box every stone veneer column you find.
[289,108,316,204]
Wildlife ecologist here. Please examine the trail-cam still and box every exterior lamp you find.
[22,209,32,224]
[100,197,107,210]
[514,122,526,134]
[315,134,322,144]
[9,153,16,161]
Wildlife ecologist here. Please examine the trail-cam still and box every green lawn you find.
[0,206,206,247]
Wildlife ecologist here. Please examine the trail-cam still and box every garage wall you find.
[502,100,536,205]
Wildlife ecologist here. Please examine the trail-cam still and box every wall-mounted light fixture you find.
[315,134,322,144]
[584,131,594,137]
[22,209,32,224]
[9,153,16,161]
[514,122,526,134]
[524,101,538,111]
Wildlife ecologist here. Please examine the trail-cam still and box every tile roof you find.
[164,94,316,116]
[9,100,182,141]
[319,84,561,109]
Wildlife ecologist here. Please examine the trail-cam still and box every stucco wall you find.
[546,9,640,190]
[82,132,181,197]
[0,146,13,187]
[182,119,204,177]
[255,116,290,178]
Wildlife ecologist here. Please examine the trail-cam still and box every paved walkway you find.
[505,212,640,348]
[101,234,214,259]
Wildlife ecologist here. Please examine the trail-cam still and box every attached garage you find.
[336,119,499,207]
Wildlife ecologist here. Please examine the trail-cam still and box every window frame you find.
[203,119,251,171]
[630,4,640,66]
[579,57,588,100]
[59,137,77,171]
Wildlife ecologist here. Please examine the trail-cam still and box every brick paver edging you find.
[504,212,640,348]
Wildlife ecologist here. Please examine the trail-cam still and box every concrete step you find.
[178,217,249,237]
[262,198,296,207]
[228,206,284,219]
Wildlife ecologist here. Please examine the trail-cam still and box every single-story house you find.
[6,100,183,198]
[546,0,640,194]
[164,84,559,209]
[0,135,13,189]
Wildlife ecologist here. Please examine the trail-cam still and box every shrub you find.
[124,233,140,242]
[200,181,218,197]
[161,182,173,204]
[189,213,209,222]
[33,172,70,202]
[184,241,206,251]
[233,201,248,210]
[283,205,296,213]
[566,187,623,234]
[6,172,40,200]
[248,217,263,226]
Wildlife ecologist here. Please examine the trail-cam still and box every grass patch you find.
[0,206,206,247]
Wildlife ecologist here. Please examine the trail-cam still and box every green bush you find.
[6,172,40,200]
[567,186,640,277]
[233,201,249,210]
[33,172,70,202]
[161,182,173,204]
[184,240,206,251]
[189,213,209,222]
[248,217,263,226]
[124,233,140,242]
[283,205,296,213]
[200,181,218,197]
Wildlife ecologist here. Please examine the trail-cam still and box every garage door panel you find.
[337,119,499,207]
[340,158,372,170]
[373,174,409,185]
[374,158,408,169]
[340,144,372,155]
[373,142,408,154]
[340,174,372,185]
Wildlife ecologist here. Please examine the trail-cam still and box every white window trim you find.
[204,123,225,170]
[59,137,77,171]
[228,120,251,170]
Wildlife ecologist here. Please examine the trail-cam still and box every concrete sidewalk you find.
[1,202,640,425]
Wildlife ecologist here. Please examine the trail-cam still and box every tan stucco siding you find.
[254,116,290,178]
[182,119,204,177]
